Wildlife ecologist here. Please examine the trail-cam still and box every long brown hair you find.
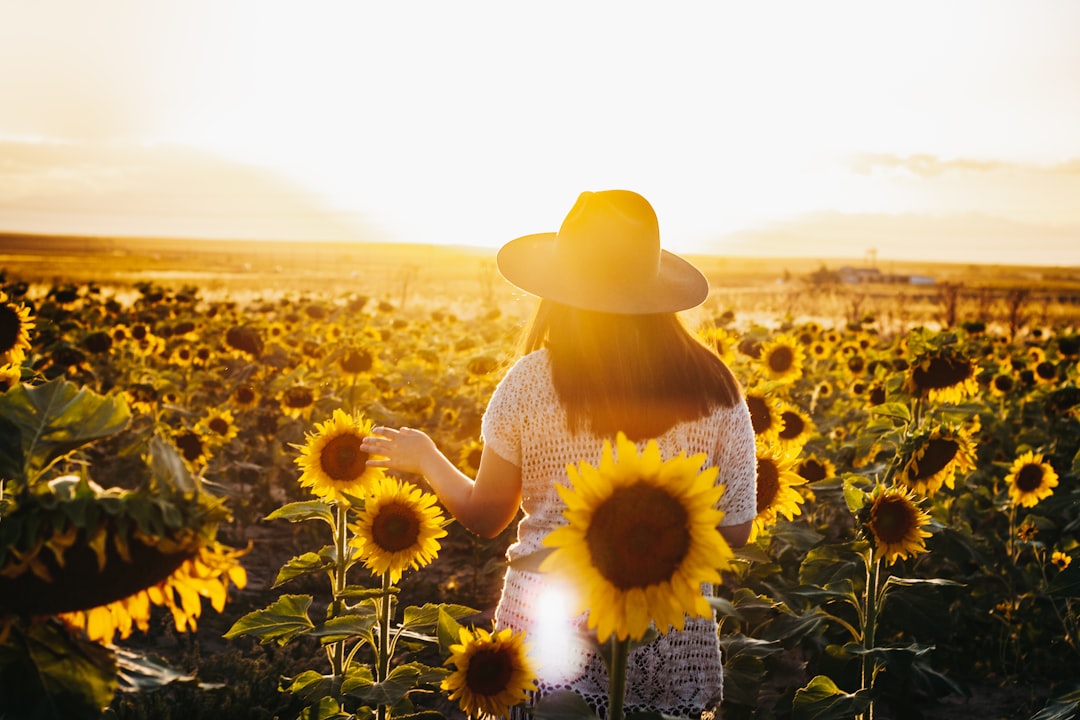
[522,300,742,440]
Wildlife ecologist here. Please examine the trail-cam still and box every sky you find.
[1,0,1079,266]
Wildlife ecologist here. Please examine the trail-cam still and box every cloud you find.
[0,140,386,242]
[849,153,1080,178]
[716,210,1080,267]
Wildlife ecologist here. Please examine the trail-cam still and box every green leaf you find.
[297,696,350,720]
[401,603,479,634]
[1030,686,1080,720]
[265,500,335,527]
[720,652,766,707]
[114,648,197,693]
[340,584,397,601]
[842,475,871,514]
[223,594,316,645]
[282,670,335,702]
[708,595,742,620]
[309,612,379,645]
[532,689,601,720]
[344,663,422,706]
[792,675,873,720]
[274,548,336,588]
[148,435,196,494]
[0,619,118,719]
[871,402,912,421]
[0,378,130,484]
[437,606,466,656]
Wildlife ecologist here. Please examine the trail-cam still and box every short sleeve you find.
[714,400,758,527]
[480,359,526,467]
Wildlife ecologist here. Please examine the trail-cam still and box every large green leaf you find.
[401,602,479,634]
[792,675,872,720]
[0,620,118,719]
[223,594,316,645]
[309,612,379,645]
[0,378,130,484]
[274,547,337,588]
[532,689,600,720]
[147,434,196,494]
[266,500,335,528]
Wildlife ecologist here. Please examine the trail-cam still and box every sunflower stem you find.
[607,636,630,720]
[860,554,881,720]
[330,503,349,680]
[376,571,393,720]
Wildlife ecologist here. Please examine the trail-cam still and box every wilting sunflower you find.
[758,334,805,384]
[749,442,807,541]
[1005,450,1059,508]
[295,409,383,503]
[905,346,979,404]
[540,433,732,643]
[897,422,978,497]
[442,625,536,719]
[350,476,448,583]
[60,541,247,643]
[0,291,35,366]
[865,486,932,564]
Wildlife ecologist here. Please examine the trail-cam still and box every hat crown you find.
[556,190,661,283]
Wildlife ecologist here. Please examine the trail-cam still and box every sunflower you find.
[865,486,932,564]
[796,454,837,484]
[540,433,732,643]
[905,347,979,404]
[197,408,239,446]
[1051,551,1072,571]
[295,409,383,503]
[1005,451,1059,508]
[350,476,448,583]
[0,291,35,366]
[230,382,260,410]
[336,345,377,378]
[988,370,1017,398]
[697,326,739,364]
[173,429,212,471]
[280,385,317,419]
[1,363,22,392]
[758,334,805,384]
[59,541,247,643]
[897,423,978,496]
[457,439,485,476]
[749,442,807,541]
[744,387,782,442]
[776,403,814,450]
[442,625,536,719]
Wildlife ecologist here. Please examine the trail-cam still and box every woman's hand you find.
[361,426,438,476]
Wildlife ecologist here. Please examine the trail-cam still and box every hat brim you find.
[496,232,709,314]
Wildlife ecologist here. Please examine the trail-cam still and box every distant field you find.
[3,231,1079,329]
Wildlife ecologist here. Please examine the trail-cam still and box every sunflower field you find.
[1,255,1078,720]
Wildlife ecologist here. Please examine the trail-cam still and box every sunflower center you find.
[745,395,773,435]
[768,346,795,373]
[586,483,690,590]
[371,502,421,552]
[912,355,972,391]
[871,495,917,544]
[464,647,513,696]
[1015,464,1045,492]
[341,349,374,374]
[284,387,315,408]
[756,459,780,513]
[798,459,827,482]
[914,438,959,480]
[778,411,805,440]
[320,435,369,482]
[0,304,21,352]
[208,417,230,436]
[175,432,204,462]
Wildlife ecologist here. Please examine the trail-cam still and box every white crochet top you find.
[481,349,757,717]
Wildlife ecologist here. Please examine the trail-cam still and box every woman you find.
[362,190,757,718]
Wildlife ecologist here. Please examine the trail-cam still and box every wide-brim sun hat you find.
[496,189,709,314]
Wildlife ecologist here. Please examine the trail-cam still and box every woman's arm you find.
[720,520,752,549]
[361,426,522,539]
